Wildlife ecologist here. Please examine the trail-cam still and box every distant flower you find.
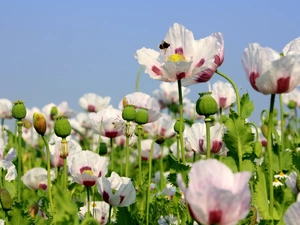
[282,88,300,108]
[286,171,299,194]
[284,193,300,225]
[119,92,161,123]
[273,179,283,187]
[0,138,17,181]
[0,219,5,225]
[48,137,82,167]
[274,171,288,180]
[183,99,202,121]
[135,23,224,86]
[185,122,227,155]
[153,82,190,109]
[79,201,110,224]
[68,150,109,186]
[139,139,167,160]
[97,172,136,207]
[242,43,300,94]
[89,108,124,138]
[143,113,176,139]
[21,167,55,190]
[25,107,41,124]
[0,98,12,119]
[210,81,236,109]
[177,159,251,225]
[79,93,111,113]
[42,101,75,120]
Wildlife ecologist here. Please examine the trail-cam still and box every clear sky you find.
[1,1,300,124]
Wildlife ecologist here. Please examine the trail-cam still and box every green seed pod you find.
[135,108,149,125]
[288,100,297,109]
[33,112,47,136]
[174,119,185,133]
[254,141,262,158]
[51,106,58,117]
[122,105,136,121]
[196,92,218,117]
[0,188,12,211]
[12,100,27,120]
[54,116,71,138]
[98,142,108,156]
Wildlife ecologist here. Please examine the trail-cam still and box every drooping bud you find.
[33,113,47,136]
[0,188,12,211]
[254,141,262,158]
[261,124,268,139]
[135,108,148,125]
[98,142,108,156]
[12,100,27,120]
[174,119,185,133]
[54,116,71,138]
[196,92,218,117]
[122,105,136,122]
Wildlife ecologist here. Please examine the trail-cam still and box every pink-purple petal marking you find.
[152,66,163,76]
[196,58,205,68]
[175,47,184,55]
[80,166,92,174]
[276,77,290,93]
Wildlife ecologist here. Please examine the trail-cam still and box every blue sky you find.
[1,1,300,124]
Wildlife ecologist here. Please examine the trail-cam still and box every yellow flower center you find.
[92,202,97,207]
[274,178,279,183]
[82,170,94,176]
[166,54,186,62]
[279,171,285,176]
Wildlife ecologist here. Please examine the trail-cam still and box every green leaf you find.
[116,207,137,225]
[240,93,254,119]
[219,156,238,172]
[223,110,254,156]
[166,154,191,187]
[8,202,35,225]
[242,159,255,173]
[254,166,271,220]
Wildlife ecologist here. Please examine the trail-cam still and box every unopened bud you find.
[135,108,148,125]
[196,92,218,117]
[0,188,12,211]
[54,116,71,138]
[33,113,47,135]
[174,119,185,133]
[12,100,27,120]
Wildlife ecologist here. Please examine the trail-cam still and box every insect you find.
[159,40,170,54]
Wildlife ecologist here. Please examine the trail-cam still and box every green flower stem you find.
[279,94,284,172]
[120,145,124,176]
[176,134,180,160]
[205,117,211,159]
[86,186,91,215]
[137,125,143,186]
[16,121,23,202]
[146,140,155,225]
[110,138,114,171]
[159,145,165,190]
[108,204,112,224]
[125,122,130,177]
[216,70,241,116]
[135,65,143,92]
[63,158,67,191]
[267,94,276,224]
[177,79,186,164]
[41,135,54,214]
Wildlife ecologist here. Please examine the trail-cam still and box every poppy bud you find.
[122,105,136,121]
[196,92,218,117]
[54,116,71,138]
[174,119,185,133]
[0,188,12,211]
[33,113,47,136]
[12,100,27,120]
[135,108,148,125]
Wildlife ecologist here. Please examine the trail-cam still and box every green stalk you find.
[159,144,165,190]
[1,119,4,143]
[135,65,143,92]
[110,138,114,171]
[108,204,112,224]
[137,125,143,186]
[177,79,186,164]
[205,118,211,158]
[279,94,284,172]
[41,135,54,214]
[63,158,67,191]
[146,140,155,225]
[16,121,23,202]
[176,134,180,160]
[216,70,241,116]
[86,186,91,215]
[267,94,276,224]
[125,122,130,177]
